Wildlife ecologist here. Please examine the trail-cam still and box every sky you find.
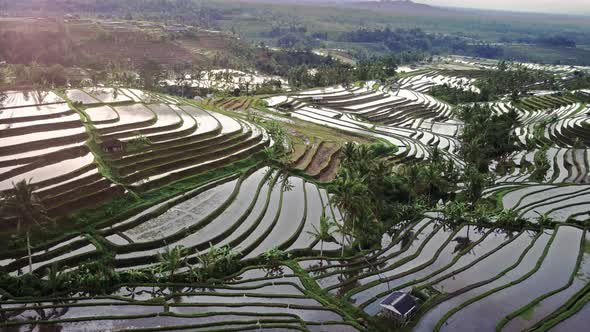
[413,0,590,15]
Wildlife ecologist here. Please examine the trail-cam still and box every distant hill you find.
[345,0,451,15]
[236,0,449,15]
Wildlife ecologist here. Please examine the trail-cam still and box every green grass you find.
[285,261,373,331]
[519,303,539,320]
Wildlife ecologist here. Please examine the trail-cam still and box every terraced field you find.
[0,165,345,276]
[0,265,361,332]
[0,87,269,212]
[398,70,480,93]
[2,68,590,331]
[275,84,462,167]
[272,81,590,221]
[0,91,112,216]
[255,73,590,330]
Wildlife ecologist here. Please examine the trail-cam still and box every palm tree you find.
[400,164,422,199]
[157,246,188,280]
[535,212,554,228]
[341,142,357,165]
[307,213,335,260]
[45,263,66,293]
[0,179,50,273]
[330,169,371,256]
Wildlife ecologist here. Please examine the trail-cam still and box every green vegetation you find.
[457,103,520,170]
[286,55,398,89]
[430,85,490,104]
[2,1,590,329]
[0,180,51,274]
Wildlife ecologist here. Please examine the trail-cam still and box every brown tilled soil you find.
[318,151,342,183]
[293,139,320,170]
[290,144,308,164]
[305,142,341,176]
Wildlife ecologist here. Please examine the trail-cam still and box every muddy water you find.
[66,89,99,104]
[0,103,70,122]
[84,105,118,122]
[288,183,325,251]
[84,87,132,103]
[1,91,64,108]
[441,227,581,332]
[123,179,238,242]
[245,177,306,258]
[413,232,551,332]
[503,232,590,332]
[0,151,95,191]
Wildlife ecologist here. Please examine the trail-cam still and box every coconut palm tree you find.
[341,142,357,165]
[157,246,188,280]
[330,169,371,256]
[0,179,50,274]
[307,213,335,260]
[535,212,554,228]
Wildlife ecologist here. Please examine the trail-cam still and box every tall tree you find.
[157,246,188,280]
[307,213,335,260]
[330,168,371,255]
[0,179,50,273]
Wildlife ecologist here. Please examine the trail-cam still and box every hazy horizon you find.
[412,0,589,16]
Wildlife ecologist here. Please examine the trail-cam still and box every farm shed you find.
[101,138,124,153]
[380,291,418,321]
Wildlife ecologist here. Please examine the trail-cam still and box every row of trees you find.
[12,63,69,87]
[286,55,398,89]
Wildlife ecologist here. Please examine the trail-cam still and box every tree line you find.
[339,27,505,59]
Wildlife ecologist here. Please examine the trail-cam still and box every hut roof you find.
[380,291,417,317]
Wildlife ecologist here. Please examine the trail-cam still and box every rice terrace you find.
[2,0,590,331]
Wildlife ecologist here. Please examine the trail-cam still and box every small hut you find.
[101,138,124,153]
[380,291,418,322]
